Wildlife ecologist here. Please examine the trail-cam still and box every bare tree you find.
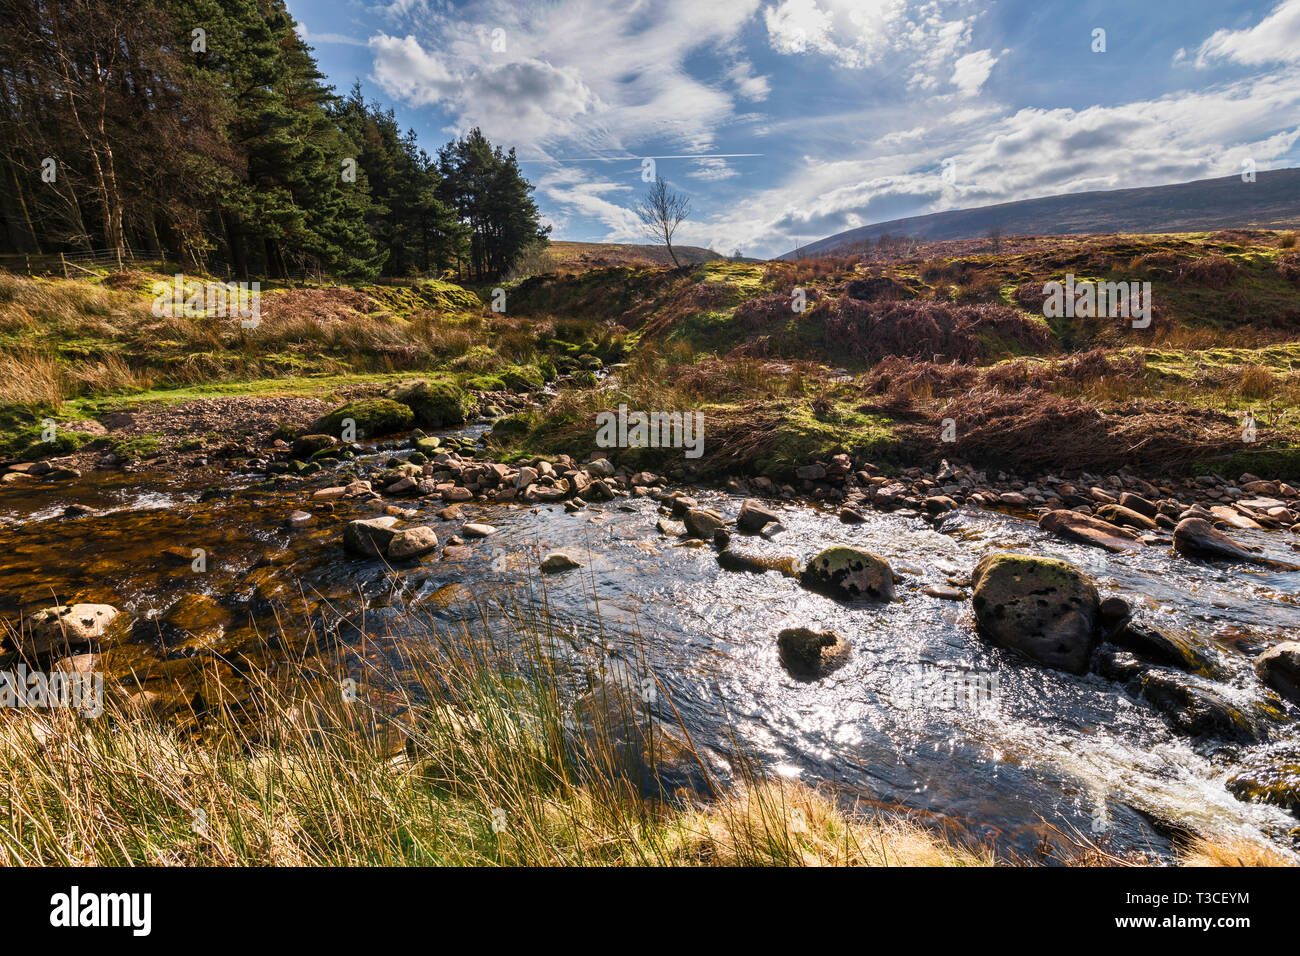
[636,176,690,267]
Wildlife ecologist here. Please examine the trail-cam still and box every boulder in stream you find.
[736,499,780,533]
[682,508,726,540]
[343,516,401,557]
[970,553,1099,674]
[540,551,581,573]
[777,627,850,678]
[1173,517,1299,570]
[798,547,895,602]
[19,604,120,658]
[1254,641,1300,705]
[1038,510,1142,552]
[387,526,440,560]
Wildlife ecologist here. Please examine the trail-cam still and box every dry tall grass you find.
[0,602,1000,867]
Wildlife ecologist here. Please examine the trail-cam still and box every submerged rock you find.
[717,547,797,576]
[1226,746,1300,813]
[1139,670,1269,741]
[1174,517,1299,570]
[1112,621,1219,677]
[798,546,895,602]
[970,553,1099,674]
[572,665,729,798]
[777,627,850,678]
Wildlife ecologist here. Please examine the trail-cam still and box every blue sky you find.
[286,0,1300,258]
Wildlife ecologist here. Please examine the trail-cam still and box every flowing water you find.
[3,428,1299,861]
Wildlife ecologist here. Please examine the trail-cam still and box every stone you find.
[540,551,581,573]
[682,508,725,540]
[1254,642,1300,705]
[798,547,895,603]
[1118,492,1158,518]
[777,627,850,678]
[736,499,780,533]
[19,604,120,657]
[1139,670,1266,741]
[387,526,440,560]
[1112,621,1218,676]
[717,548,797,576]
[461,522,496,538]
[1174,517,1299,569]
[970,553,1099,674]
[1038,509,1143,552]
[1094,504,1157,531]
[343,516,401,557]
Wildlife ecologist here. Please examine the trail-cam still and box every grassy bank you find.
[2,598,1281,867]
[0,601,1000,867]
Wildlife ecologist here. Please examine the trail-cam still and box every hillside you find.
[783,168,1300,258]
[541,241,724,272]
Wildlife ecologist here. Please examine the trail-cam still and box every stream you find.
[3,427,1299,862]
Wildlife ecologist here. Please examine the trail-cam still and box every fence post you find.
[115,246,123,272]
[60,252,67,278]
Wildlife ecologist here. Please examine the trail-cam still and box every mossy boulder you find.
[1139,670,1269,741]
[1226,746,1300,812]
[500,365,545,392]
[798,547,895,602]
[1112,621,1220,677]
[970,553,1099,674]
[315,399,413,438]
[386,379,474,428]
[291,433,337,458]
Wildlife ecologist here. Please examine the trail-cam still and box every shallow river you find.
[3,432,1299,861]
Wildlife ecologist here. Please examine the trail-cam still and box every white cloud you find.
[950,49,997,96]
[366,0,763,154]
[684,68,1300,257]
[1196,0,1300,66]
[762,0,989,95]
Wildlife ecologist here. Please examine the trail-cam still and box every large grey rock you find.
[798,547,895,602]
[970,553,1099,674]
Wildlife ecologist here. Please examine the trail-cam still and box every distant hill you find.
[781,168,1300,259]
[545,241,724,270]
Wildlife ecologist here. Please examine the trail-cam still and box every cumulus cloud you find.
[1196,0,1300,66]
[950,49,998,96]
[685,68,1300,257]
[366,0,761,154]
[762,0,989,94]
